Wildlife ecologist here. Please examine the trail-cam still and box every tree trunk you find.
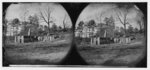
[48,23,50,35]
[12,27,14,36]
[124,24,127,36]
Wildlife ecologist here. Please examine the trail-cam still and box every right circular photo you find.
[75,3,146,66]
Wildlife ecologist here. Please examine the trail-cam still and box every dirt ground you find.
[77,38,146,66]
[3,34,72,65]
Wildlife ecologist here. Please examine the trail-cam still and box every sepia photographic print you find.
[2,2,147,68]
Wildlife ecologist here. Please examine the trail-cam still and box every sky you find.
[76,3,144,29]
[5,3,72,28]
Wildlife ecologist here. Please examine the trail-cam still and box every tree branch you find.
[116,12,124,25]
[39,10,48,24]
[63,14,67,29]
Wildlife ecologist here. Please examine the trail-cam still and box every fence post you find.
[97,37,100,45]
[17,36,20,43]
[22,36,24,43]
[14,36,17,43]
[94,37,96,45]
[119,38,122,43]
[90,37,93,46]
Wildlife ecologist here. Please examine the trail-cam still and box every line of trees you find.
[114,4,145,36]
[77,4,144,38]
[7,15,71,36]
[39,7,71,35]
[5,6,71,36]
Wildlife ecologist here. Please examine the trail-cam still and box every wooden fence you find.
[90,37,131,46]
[14,35,57,43]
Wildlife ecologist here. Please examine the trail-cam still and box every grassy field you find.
[77,37,146,66]
[3,34,72,65]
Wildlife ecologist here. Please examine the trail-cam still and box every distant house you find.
[75,23,115,38]
[75,22,116,45]
[14,28,38,43]
[14,27,55,43]
[76,21,132,45]
[75,26,97,38]
[97,23,115,38]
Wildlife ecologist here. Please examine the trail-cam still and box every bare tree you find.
[96,11,105,23]
[20,7,29,22]
[62,14,70,31]
[3,19,7,35]
[136,11,144,33]
[39,6,54,34]
[63,14,67,31]
[115,4,133,36]
[28,15,40,36]
[137,20,144,32]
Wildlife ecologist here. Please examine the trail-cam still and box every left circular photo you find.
[3,3,73,65]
